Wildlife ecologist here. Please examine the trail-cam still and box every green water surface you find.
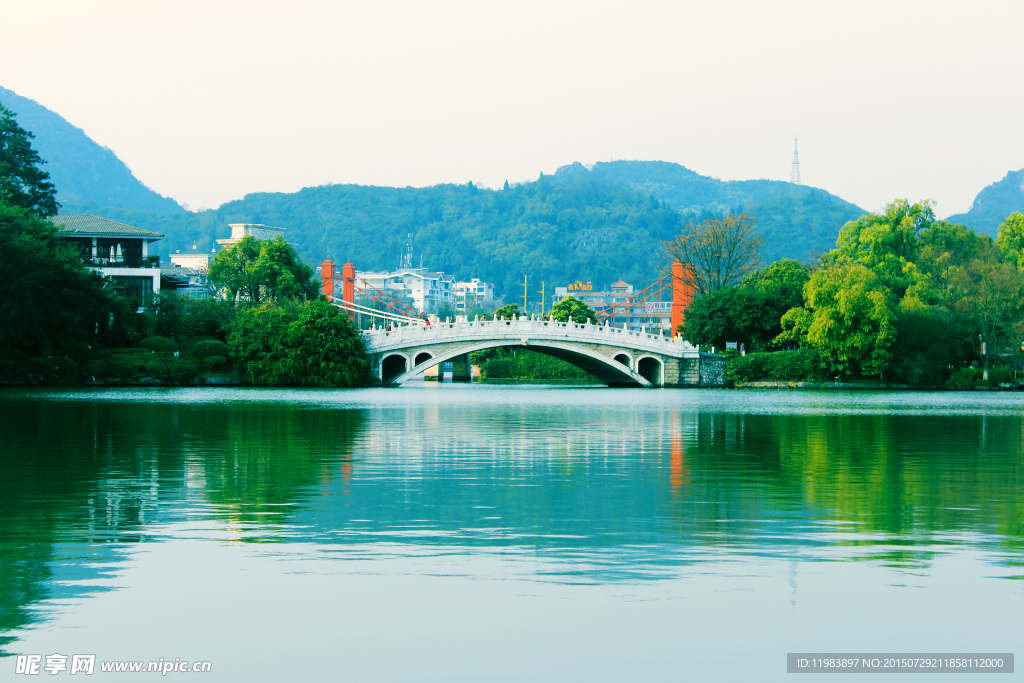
[0,386,1021,681]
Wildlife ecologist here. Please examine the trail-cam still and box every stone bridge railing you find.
[363,318,699,357]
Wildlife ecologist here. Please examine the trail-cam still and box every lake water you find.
[1,385,1021,681]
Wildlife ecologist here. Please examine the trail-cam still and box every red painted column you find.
[342,262,356,320]
[671,261,694,337]
[321,259,335,299]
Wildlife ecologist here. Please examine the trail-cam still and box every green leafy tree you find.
[492,303,521,320]
[0,204,111,357]
[834,199,934,298]
[683,287,784,351]
[996,211,1024,270]
[228,300,372,387]
[209,235,319,305]
[550,296,598,324]
[0,104,59,217]
[741,258,809,305]
[684,259,809,350]
[777,262,897,377]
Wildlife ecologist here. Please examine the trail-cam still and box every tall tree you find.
[0,204,111,355]
[663,213,763,296]
[208,235,319,305]
[996,211,1024,270]
[0,104,59,217]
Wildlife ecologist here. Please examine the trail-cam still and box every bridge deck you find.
[363,318,699,357]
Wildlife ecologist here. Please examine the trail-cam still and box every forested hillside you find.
[947,168,1024,237]
[0,87,183,213]
[71,176,685,300]
[575,161,865,262]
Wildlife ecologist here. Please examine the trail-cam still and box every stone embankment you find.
[735,380,1022,391]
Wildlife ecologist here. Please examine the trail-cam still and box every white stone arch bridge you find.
[364,318,725,388]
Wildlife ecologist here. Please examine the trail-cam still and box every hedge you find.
[726,348,826,383]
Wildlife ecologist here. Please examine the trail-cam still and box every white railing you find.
[363,318,698,358]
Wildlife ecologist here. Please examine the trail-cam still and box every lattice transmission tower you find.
[790,137,801,185]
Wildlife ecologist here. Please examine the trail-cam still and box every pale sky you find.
[2,0,1022,216]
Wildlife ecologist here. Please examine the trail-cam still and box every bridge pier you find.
[450,353,472,382]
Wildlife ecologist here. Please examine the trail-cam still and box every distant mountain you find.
[60,178,688,301]
[565,161,866,263]
[76,165,866,302]
[0,86,184,213]
[947,168,1024,237]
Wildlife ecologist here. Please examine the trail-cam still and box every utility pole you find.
[521,275,528,314]
[790,138,801,185]
[536,281,546,317]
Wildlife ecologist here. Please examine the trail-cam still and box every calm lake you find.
[1,385,1021,681]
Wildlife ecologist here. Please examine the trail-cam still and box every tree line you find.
[675,202,1024,387]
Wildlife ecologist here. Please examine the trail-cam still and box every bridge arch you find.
[380,353,410,384]
[386,340,653,387]
[413,351,434,366]
[636,355,664,386]
[612,352,633,370]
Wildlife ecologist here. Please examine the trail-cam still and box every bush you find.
[104,359,136,381]
[139,336,173,353]
[114,347,153,355]
[946,367,982,391]
[987,367,1014,385]
[727,348,826,383]
[145,359,198,384]
[203,355,228,373]
[191,340,230,361]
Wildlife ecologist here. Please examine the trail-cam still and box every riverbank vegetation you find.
[683,202,1024,387]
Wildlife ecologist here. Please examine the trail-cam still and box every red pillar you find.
[321,259,335,299]
[342,262,356,320]
[671,261,694,337]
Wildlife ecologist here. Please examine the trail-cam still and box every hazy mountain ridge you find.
[10,87,1024,298]
[946,168,1024,236]
[0,87,184,213]
[558,160,867,263]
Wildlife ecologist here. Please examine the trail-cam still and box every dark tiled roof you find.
[49,214,164,238]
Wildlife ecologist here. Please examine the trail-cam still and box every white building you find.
[216,223,286,248]
[169,243,216,270]
[357,268,455,314]
[455,279,494,312]
[50,214,164,307]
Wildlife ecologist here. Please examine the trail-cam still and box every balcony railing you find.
[83,255,161,269]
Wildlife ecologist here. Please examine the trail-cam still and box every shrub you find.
[191,340,230,361]
[987,367,1014,385]
[203,355,228,373]
[139,336,173,353]
[114,347,153,355]
[946,367,981,391]
[727,348,826,383]
[145,359,198,384]
[104,359,136,381]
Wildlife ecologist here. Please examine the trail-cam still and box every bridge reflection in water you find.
[364,317,726,387]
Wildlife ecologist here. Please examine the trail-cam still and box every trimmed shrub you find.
[727,348,826,383]
[145,359,199,384]
[104,359,136,381]
[139,336,173,353]
[203,355,228,373]
[114,347,153,355]
[191,340,230,361]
